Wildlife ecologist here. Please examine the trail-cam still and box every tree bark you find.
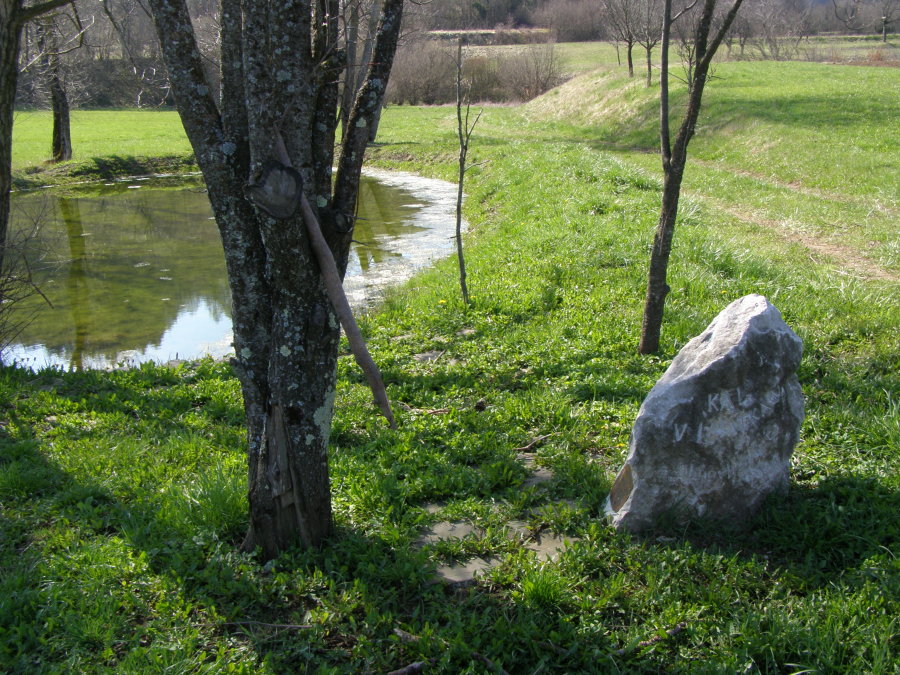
[0,0,23,263]
[50,71,71,162]
[36,21,72,163]
[626,40,635,77]
[148,0,403,559]
[455,41,473,306]
[645,46,653,86]
[638,0,745,354]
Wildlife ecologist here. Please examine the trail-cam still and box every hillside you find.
[522,60,900,276]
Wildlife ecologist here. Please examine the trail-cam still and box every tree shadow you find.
[0,384,441,670]
[649,474,900,591]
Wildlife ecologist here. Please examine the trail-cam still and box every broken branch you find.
[299,192,396,429]
[513,433,558,453]
[616,621,687,656]
[224,620,313,631]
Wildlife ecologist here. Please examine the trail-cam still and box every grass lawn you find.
[2,56,899,672]
[11,109,194,185]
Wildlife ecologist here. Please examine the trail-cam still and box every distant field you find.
[12,56,899,269]
[11,109,190,170]
[522,59,900,268]
[481,36,900,77]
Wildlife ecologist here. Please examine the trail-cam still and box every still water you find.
[6,169,458,370]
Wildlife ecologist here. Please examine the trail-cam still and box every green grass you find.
[3,56,899,672]
[523,60,900,270]
[11,109,194,186]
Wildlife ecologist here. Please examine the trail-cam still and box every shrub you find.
[386,41,565,105]
[528,0,607,42]
[386,40,456,105]
[496,44,565,102]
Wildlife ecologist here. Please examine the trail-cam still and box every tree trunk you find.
[645,45,653,86]
[48,53,71,162]
[149,0,404,559]
[340,2,359,140]
[627,40,635,77]
[0,0,22,263]
[638,0,745,355]
[638,167,682,354]
[455,41,470,306]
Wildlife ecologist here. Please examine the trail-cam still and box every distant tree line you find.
[11,0,899,112]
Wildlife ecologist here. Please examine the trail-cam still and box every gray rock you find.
[434,557,498,586]
[414,521,477,547]
[607,294,804,532]
[521,467,555,488]
[525,531,577,561]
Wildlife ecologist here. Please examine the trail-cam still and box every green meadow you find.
[3,56,898,672]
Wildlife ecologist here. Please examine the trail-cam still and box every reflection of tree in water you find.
[11,186,232,363]
[58,198,88,370]
[352,178,423,272]
[8,177,433,365]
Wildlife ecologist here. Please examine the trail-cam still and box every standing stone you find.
[607,295,804,532]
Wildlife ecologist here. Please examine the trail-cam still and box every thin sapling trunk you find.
[454,40,481,306]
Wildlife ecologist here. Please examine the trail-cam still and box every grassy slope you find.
[2,60,898,672]
[524,60,900,270]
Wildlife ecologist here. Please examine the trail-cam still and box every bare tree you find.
[1,0,74,272]
[604,0,639,77]
[832,0,866,31]
[636,0,664,86]
[746,0,809,61]
[453,39,481,306]
[146,0,404,558]
[874,0,899,40]
[639,0,745,355]
[22,7,89,162]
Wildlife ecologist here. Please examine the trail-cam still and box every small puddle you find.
[5,170,461,370]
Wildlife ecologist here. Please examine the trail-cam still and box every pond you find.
[5,169,459,370]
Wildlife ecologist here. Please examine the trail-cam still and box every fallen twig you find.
[224,620,313,631]
[615,621,687,656]
[394,628,421,644]
[538,640,569,656]
[393,627,509,675]
[514,433,558,453]
[396,402,450,415]
[387,661,433,675]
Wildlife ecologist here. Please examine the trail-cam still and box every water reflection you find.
[6,171,459,370]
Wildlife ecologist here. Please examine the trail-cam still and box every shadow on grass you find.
[0,411,624,671]
[747,475,900,586]
[75,155,198,181]
[654,474,900,591]
[0,397,438,670]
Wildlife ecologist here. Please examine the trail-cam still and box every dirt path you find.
[707,201,900,282]
[612,152,899,283]
[689,158,900,218]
